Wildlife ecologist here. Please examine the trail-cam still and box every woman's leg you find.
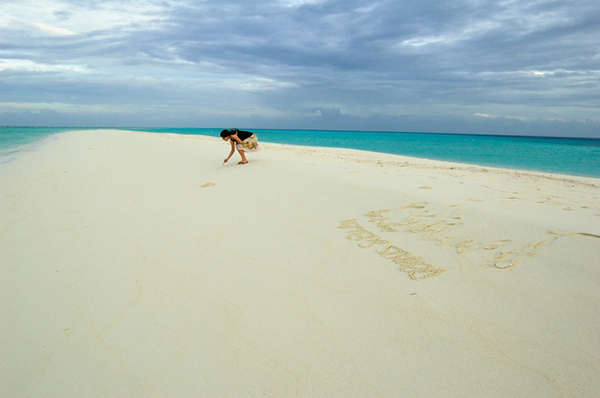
[237,148,248,163]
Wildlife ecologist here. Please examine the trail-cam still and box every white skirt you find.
[236,134,261,153]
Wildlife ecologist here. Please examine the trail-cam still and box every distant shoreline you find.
[3,124,599,140]
[1,127,599,177]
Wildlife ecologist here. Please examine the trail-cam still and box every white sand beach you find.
[2,129,600,397]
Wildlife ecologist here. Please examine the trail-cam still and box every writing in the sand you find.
[363,206,583,270]
[338,219,446,280]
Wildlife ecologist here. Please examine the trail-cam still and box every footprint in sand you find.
[201,182,217,188]
[483,239,512,250]
[403,202,428,209]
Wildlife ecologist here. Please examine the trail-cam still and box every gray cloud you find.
[0,0,598,137]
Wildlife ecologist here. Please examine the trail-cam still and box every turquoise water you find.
[0,127,74,168]
[1,127,599,178]
[136,128,600,178]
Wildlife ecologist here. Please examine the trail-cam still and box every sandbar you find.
[1,129,599,397]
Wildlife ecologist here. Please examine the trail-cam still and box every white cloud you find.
[474,113,528,121]
[0,59,87,73]
[2,0,167,35]
[0,102,130,114]
[279,0,323,8]
[19,18,76,36]
[239,77,299,92]
[399,20,501,48]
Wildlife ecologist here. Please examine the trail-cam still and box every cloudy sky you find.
[1,0,599,137]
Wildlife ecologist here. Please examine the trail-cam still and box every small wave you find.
[0,155,18,165]
[0,128,69,170]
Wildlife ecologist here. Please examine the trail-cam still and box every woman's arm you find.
[224,140,235,162]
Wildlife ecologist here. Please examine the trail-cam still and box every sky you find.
[1,0,599,137]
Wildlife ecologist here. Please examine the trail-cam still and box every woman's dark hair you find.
[220,128,239,138]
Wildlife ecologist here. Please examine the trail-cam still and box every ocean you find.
[1,127,599,178]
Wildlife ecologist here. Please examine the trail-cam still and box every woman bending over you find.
[220,129,260,165]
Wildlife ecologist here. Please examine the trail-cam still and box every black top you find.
[233,130,253,141]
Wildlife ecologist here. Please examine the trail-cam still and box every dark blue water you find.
[1,127,599,178]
